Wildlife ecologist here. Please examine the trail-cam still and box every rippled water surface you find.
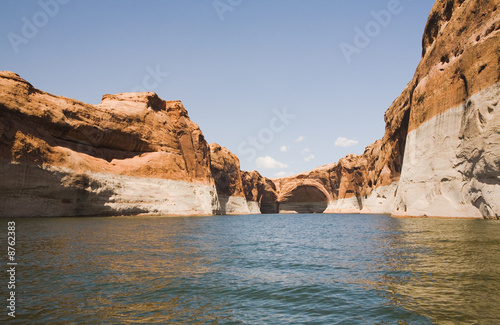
[2,214,500,324]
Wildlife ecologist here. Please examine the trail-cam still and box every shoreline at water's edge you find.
[391,214,483,220]
[3,212,493,220]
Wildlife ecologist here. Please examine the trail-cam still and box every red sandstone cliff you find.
[0,72,215,183]
[0,71,221,216]
[240,170,279,214]
[209,143,250,214]
[392,0,500,218]
[256,0,499,218]
[1,0,498,218]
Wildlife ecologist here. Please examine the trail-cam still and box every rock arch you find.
[277,180,332,214]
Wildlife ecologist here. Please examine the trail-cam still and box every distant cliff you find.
[209,143,250,214]
[1,0,498,219]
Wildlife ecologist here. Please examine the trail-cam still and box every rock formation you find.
[0,0,498,219]
[252,144,398,215]
[209,143,250,214]
[241,170,279,214]
[0,71,221,217]
[393,0,500,218]
[241,0,500,219]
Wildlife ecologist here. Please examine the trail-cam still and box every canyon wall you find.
[1,0,498,219]
[392,0,500,218]
[0,71,224,217]
[241,170,279,214]
[254,145,399,215]
[243,0,499,219]
[209,143,251,214]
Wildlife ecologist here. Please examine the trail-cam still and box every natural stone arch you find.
[277,180,332,214]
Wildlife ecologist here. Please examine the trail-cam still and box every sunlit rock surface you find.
[1,0,498,218]
[209,143,250,215]
[0,71,220,216]
[266,0,500,219]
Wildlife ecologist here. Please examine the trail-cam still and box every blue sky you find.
[1,0,435,178]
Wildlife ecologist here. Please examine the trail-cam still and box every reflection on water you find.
[8,217,231,324]
[374,218,500,324]
[1,215,499,324]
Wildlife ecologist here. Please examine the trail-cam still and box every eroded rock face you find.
[240,170,278,214]
[271,150,397,215]
[209,143,250,214]
[279,185,329,214]
[1,1,498,219]
[264,0,500,219]
[393,0,500,219]
[0,71,219,217]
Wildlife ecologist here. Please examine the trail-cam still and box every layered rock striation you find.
[0,71,223,217]
[392,0,500,218]
[251,144,398,215]
[1,0,498,219]
[241,0,500,219]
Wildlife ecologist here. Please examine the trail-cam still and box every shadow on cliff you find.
[216,195,229,215]
[0,107,150,217]
[256,190,277,214]
[0,162,147,217]
[279,185,329,214]
[1,106,152,163]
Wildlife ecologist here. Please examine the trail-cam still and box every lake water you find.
[2,214,500,324]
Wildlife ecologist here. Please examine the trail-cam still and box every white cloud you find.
[301,147,310,155]
[280,145,289,152]
[255,156,289,169]
[273,171,295,178]
[335,137,358,147]
[304,154,315,162]
[295,136,305,142]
